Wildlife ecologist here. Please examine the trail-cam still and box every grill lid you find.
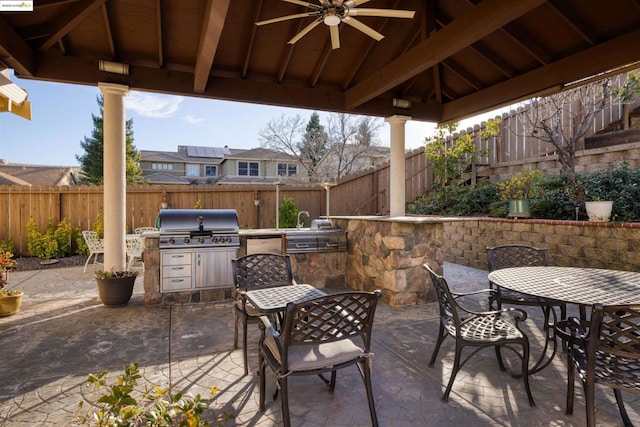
[158,209,239,234]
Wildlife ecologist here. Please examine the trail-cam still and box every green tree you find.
[76,96,144,185]
[298,112,328,181]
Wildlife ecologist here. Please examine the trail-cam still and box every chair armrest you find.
[458,305,528,323]
[556,316,590,347]
[451,288,498,300]
[259,316,279,338]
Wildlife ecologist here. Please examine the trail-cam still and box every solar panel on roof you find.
[185,146,225,158]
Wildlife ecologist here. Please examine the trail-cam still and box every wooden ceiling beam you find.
[101,2,115,58]
[28,52,443,121]
[0,15,34,75]
[442,59,482,90]
[547,0,595,45]
[156,0,164,68]
[241,0,264,79]
[277,18,307,83]
[441,29,640,123]
[37,0,105,51]
[193,0,231,93]
[501,22,552,65]
[345,0,546,109]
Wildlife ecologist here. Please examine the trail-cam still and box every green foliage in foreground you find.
[77,362,230,426]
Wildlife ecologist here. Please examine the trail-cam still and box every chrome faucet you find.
[297,211,309,229]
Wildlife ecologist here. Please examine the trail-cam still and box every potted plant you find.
[0,251,22,316]
[579,173,614,222]
[94,269,138,307]
[497,169,543,218]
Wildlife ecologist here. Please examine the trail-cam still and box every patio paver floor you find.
[1,262,638,426]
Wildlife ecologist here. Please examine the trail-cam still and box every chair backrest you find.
[125,236,145,257]
[588,304,640,364]
[134,227,158,234]
[424,264,461,328]
[487,244,548,272]
[231,253,294,291]
[82,230,104,253]
[280,291,381,362]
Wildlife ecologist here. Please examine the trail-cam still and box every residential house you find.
[0,161,81,185]
[139,145,309,185]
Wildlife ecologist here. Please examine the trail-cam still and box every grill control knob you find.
[168,238,175,244]
[183,237,190,244]
[198,237,204,244]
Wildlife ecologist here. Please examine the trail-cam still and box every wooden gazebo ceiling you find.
[1,0,640,123]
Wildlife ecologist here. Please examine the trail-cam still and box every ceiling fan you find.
[256,0,416,50]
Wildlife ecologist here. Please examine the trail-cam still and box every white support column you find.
[99,82,129,271]
[385,115,411,217]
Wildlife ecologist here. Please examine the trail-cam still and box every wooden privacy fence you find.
[0,184,328,255]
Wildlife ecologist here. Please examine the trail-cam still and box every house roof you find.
[2,1,638,124]
[0,163,81,185]
[225,147,298,161]
[142,172,191,185]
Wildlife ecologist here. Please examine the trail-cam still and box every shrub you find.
[76,362,225,426]
[0,238,14,254]
[497,169,543,200]
[27,217,74,259]
[408,181,499,216]
[279,196,299,228]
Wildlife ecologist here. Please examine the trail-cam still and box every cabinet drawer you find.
[163,264,192,278]
[161,276,193,291]
[162,252,192,266]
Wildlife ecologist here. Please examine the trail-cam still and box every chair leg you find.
[443,345,463,401]
[565,356,575,415]
[329,370,337,392]
[360,360,379,427]
[242,315,249,376]
[83,253,94,273]
[280,376,291,427]
[585,375,596,427]
[233,309,239,350]
[429,324,447,367]
[613,389,634,427]
[494,346,507,371]
[258,350,266,412]
[520,342,535,406]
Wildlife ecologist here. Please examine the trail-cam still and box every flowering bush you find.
[0,251,18,296]
[497,169,543,200]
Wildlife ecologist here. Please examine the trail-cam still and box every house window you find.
[277,163,297,176]
[185,164,200,176]
[205,166,217,177]
[151,163,173,170]
[238,161,259,176]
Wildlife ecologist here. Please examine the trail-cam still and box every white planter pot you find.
[585,201,613,222]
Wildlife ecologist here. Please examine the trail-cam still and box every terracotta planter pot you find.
[0,291,23,316]
[96,276,136,307]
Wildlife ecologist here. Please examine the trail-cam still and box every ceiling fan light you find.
[324,13,341,26]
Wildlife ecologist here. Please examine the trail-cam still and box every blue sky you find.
[0,71,498,166]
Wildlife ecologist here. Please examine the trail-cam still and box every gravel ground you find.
[13,255,89,271]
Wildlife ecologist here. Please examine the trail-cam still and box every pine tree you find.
[76,96,144,185]
[297,112,328,181]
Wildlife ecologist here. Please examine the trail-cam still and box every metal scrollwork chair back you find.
[231,253,296,375]
[258,290,382,427]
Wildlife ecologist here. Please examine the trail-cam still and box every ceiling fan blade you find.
[342,16,384,41]
[282,0,322,9]
[288,19,322,44]
[256,12,316,26]
[330,25,340,50]
[343,0,372,7]
[348,8,416,19]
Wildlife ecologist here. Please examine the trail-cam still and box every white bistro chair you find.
[82,230,104,272]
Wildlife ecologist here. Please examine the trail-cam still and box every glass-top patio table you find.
[488,266,640,374]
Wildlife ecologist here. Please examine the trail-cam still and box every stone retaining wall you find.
[444,218,640,272]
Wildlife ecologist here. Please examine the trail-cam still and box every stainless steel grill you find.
[285,227,347,254]
[158,209,240,292]
[157,209,239,249]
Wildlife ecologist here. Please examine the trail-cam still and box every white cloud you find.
[127,92,184,118]
[184,115,203,124]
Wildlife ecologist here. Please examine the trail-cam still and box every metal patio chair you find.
[565,304,640,427]
[125,235,145,271]
[487,244,568,372]
[424,263,535,405]
[258,290,382,427]
[231,253,296,375]
[81,230,104,273]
